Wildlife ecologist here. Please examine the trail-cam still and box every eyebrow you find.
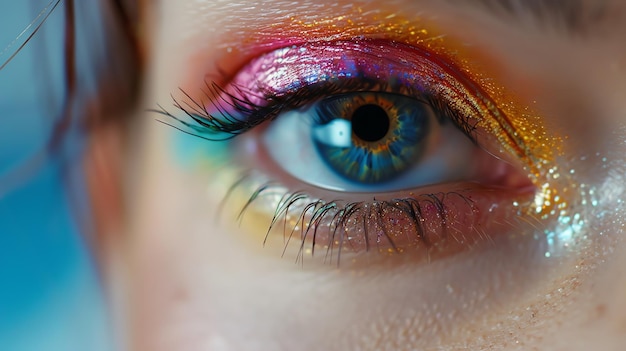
[458,0,609,34]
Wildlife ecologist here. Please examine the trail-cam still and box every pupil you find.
[351,104,390,142]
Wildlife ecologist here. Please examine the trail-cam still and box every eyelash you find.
[221,172,477,264]
[155,77,479,143]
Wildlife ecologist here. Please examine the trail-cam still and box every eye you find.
[264,91,498,192]
[159,38,545,263]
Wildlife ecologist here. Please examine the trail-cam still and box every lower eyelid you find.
[211,108,538,263]
[219,127,535,259]
[215,167,536,265]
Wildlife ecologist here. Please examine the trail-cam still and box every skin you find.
[88,0,626,350]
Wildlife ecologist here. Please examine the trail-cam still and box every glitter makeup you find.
[160,11,586,262]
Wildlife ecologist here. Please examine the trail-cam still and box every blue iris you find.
[312,92,431,184]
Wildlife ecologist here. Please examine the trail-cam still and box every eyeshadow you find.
[165,7,590,261]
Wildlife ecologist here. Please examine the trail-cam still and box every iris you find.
[312,92,432,184]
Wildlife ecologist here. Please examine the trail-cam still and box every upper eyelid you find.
[172,1,609,109]
[171,3,478,90]
[165,38,544,172]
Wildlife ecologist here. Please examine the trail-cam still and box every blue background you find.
[0,2,113,350]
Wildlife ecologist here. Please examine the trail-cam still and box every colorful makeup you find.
[216,39,540,164]
[161,11,588,264]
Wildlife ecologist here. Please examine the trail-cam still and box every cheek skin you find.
[124,125,353,350]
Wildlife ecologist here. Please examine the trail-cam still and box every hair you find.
[0,0,142,248]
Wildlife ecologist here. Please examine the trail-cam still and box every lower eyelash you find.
[223,172,479,265]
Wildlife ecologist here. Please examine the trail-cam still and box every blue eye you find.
[263,91,481,193]
[312,92,430,184]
